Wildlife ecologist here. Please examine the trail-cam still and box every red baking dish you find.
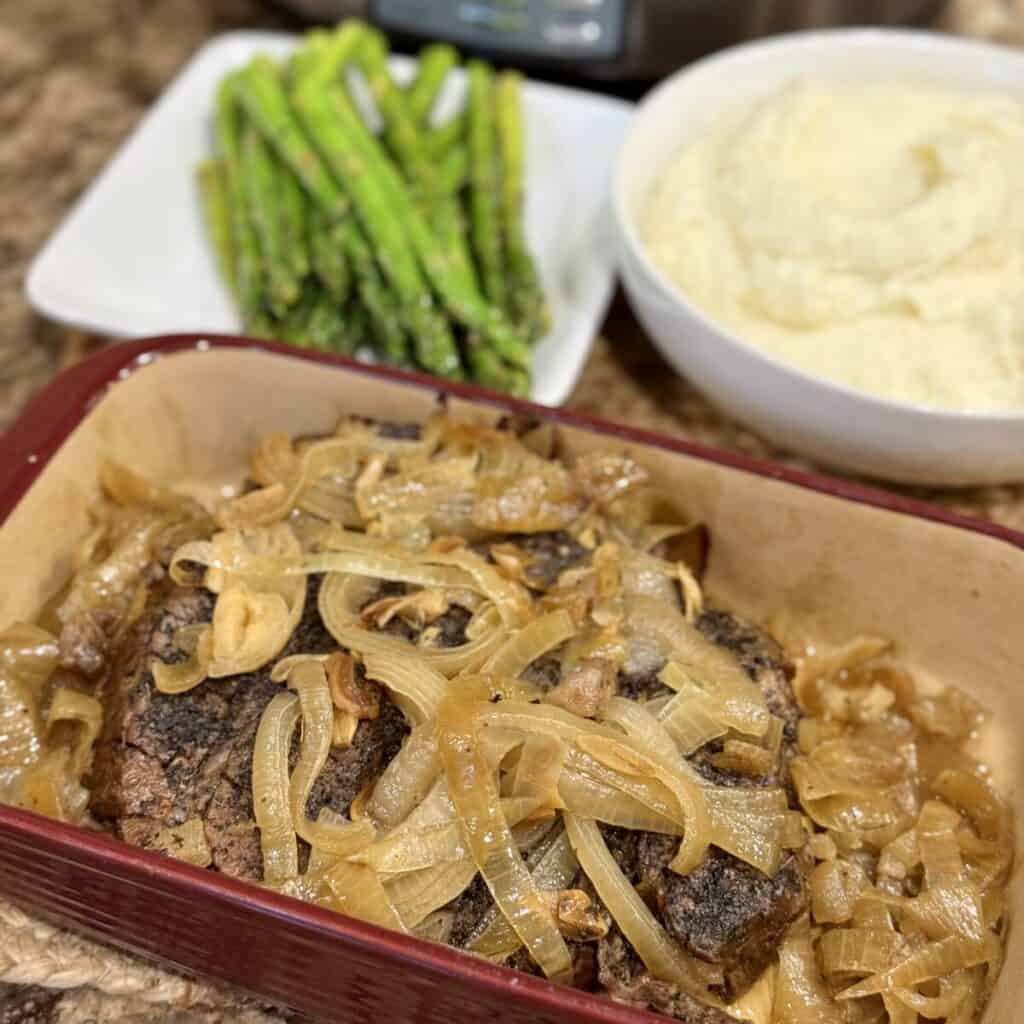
[0,336,1021,1023]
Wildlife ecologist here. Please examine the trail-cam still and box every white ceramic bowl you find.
[614,28,1024,486]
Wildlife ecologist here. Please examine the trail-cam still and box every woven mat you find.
[2,1,1024,1020]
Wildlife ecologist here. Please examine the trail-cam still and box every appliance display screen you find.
[371,0,626,61]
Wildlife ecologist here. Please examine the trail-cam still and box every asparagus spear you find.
[496,70,548,341]
[287,28,330,85]
[292,82,461,377]
[235,55,348,220]
[278,155,310,280]
[279,284,320,347]
[240,120,301,316]
[292,20,362,93]
[329,301,365,357]
[467,61,508,312]
[338,218,409,366]
[424,113,466,158]
[464,335,529,396]
[215,74,264,322]
[323,85,531,372]
[308,203,352,303]
[305,288,348,352]
[197,159,237,296]
[354,30,436,191]
[432,195,478,293]
[436,144,468,195]
[244,312,278,340]
[406,43,457,123]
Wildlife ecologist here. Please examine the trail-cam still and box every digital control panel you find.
[371,0,625,61]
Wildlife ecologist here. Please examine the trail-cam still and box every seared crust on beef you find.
[88,576,407,880]
[634,835,810,997]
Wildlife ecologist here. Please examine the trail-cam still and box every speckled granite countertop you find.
[2,1,1024,1020]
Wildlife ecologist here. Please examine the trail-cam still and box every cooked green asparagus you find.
[308,204,352,303]
[436,144,469,195]
[467,61,507,313]
[305,288,349,352]
[292,20,361,93]
[324,84,530,370]
[240,120,301,315]
[406,43,457,123]
[293,83,459,376]
[215,74,264,324]
[198,22,548,395]
[354,30,437,194]
[338,218,409,366]
[236,56,348,220]
[424,113,466,158]
[496,70,547,341]
[277,153,310,280]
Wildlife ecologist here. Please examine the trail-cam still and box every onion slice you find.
[362,654,447,725]
[324,861,409,933]
[286,662,374,854]
[482,610,575,677]
[564,814,718,994]
[470,829,580,961]
[366,723,442,831]
[252,690,301,885]
[45,688,102,778]
[438,687,572,982]
[626,595,769,738]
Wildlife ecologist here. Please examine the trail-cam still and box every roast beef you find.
[85,520,805,1021]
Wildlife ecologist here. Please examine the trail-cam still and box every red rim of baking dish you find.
[1,333,1022,1024]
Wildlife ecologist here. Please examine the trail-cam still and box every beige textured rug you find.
[2,1,1023,1020]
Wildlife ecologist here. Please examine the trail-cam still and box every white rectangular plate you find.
[25,30,633,406]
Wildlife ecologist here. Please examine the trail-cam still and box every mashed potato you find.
[642,78,1024,411]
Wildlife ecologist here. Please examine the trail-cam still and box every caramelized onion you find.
[774,922,847,1023]
[504,733,566,816]
[366,724,441,831]
[482,610,574,677]
[45,688,102,777]
[324,861,409,932]
[438,687,572,982]
[558,764,682,835]
[252,691,301,884]
[384,853,478,928]
[602,696,679,765]
[704,785,788,877]
[838,934,998,1000]
[574,731,711,874]
[362,654,447,725]
[892,970,973,1019]
[819,926,901,977]
[792,636,889,716]
[469,830,579,960]
[565,814,719,994]
[626,595,769,738]
[0,625,53,770]
[286,662,374,854]
[656,679,730,755]
[810,860,869,924]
